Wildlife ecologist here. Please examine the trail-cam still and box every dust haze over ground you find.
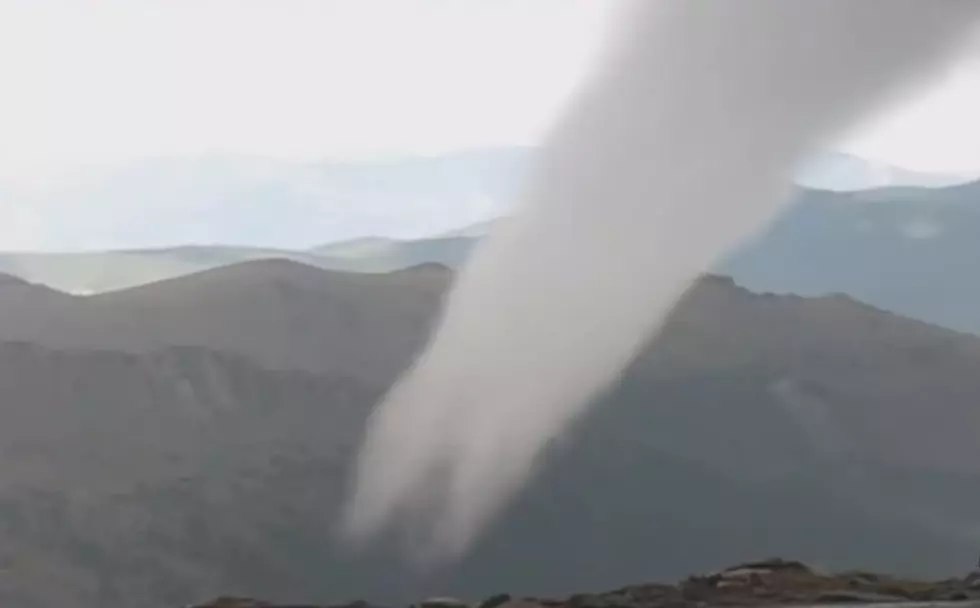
[341,0,980,564]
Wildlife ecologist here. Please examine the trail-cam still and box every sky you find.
[1,0,980,250]
[0,0,613,183]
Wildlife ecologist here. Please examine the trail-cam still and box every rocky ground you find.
[189,559,980,608]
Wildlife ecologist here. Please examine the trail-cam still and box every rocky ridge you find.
[189,559,980,608]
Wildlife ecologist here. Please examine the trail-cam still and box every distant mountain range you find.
[0,219,492,295]
[720,179,980,336]
[2,146,971,250]
[793,150,977,191]
[3,167,979,336]
[0,261,979,607]
[3,148,530,252]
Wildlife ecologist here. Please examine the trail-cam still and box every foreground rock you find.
[188,559,980,608]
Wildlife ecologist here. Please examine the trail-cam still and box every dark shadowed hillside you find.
[0,263,979,607]
[0,261,450,382]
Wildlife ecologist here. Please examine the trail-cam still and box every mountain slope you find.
[0,340,975,608]
[1,265,980,606]
[1,262,978,473]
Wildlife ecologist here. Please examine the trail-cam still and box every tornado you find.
[340,0,980,563]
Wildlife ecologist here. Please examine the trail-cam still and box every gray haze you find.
[342,0,980,562]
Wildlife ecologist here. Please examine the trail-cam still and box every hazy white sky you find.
[1,0,980,184]
[2,0,980,252]
[0,0,613,183]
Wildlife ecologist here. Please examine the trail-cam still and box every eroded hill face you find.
[0,262,978,607]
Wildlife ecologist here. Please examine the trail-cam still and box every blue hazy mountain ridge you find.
[792,150,977,191]
[1,149,978,335]
[719,178,980,335]
[0,147,957,255]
